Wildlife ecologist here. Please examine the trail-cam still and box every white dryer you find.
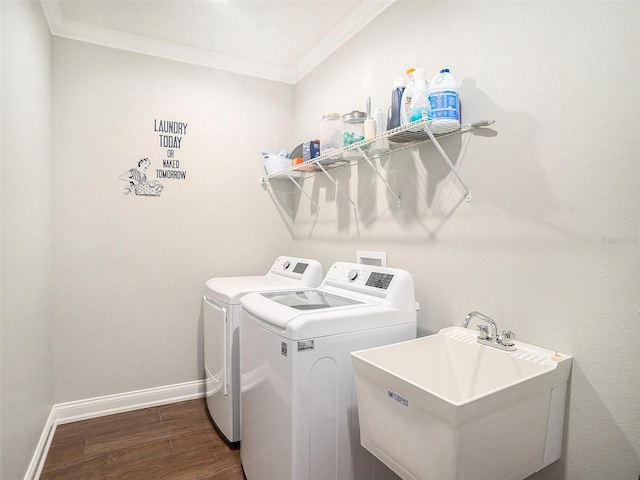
[203,256,323,444]
[240,262,417,480]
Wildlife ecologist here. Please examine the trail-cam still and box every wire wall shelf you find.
[259,118,495,212]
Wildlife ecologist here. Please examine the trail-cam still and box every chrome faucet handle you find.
[501,330,516,346]
[477,325,490,340]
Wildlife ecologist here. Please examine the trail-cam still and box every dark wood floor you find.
[40,398,246,480]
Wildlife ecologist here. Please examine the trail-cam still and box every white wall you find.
[3,2,638,479]
[291,2,640,479]
[51,38,294,402]
[1,1,54,478]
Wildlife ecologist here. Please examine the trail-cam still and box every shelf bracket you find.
[422,124,472,202]
[284,171,320,213]
[312,159,357,212]
[357,147,402,208]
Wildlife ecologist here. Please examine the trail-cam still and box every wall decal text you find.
[118,118,189,196]
[154,118,188,182]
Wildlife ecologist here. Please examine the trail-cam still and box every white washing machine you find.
[240,262,417,480]
[203,256,323,445]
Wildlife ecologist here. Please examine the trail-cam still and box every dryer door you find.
[204,295,228,396]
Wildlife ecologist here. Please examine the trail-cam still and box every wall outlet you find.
[356,251,387,267]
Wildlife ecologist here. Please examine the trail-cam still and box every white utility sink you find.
[351,326,572,480]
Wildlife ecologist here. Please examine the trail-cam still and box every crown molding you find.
[40,0,395,85]
[292,0,395,83]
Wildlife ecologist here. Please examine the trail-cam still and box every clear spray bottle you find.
[409,68,431,130]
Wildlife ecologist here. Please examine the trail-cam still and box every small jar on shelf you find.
[342,110,367,159]
[320,113,343,160]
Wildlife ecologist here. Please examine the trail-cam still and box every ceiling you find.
[40,0,395,84]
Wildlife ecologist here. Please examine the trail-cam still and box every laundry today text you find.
[154,119,188,149]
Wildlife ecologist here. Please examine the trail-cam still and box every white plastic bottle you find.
[372,107,389,152]
[409,68,430,127]
[399,68,415,126]
[427,68,460,134]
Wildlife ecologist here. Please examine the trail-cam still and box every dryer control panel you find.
[269,256,324,286]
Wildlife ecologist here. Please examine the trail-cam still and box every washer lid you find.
[260,290,362,310]
[241,289,415,339]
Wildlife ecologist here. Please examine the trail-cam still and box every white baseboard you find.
[25,379,205,480]
[54,379,205,424]
[23,407,57,480]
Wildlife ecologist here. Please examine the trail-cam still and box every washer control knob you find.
[348,269,359,281]
[283,261,291,270]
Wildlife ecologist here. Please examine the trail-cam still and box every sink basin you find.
[351,326,572,480]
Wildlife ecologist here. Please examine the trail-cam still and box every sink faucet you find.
[463,311,498,339]
[462,311,516,351]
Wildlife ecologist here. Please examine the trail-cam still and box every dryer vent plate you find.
[357,251,387,267]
